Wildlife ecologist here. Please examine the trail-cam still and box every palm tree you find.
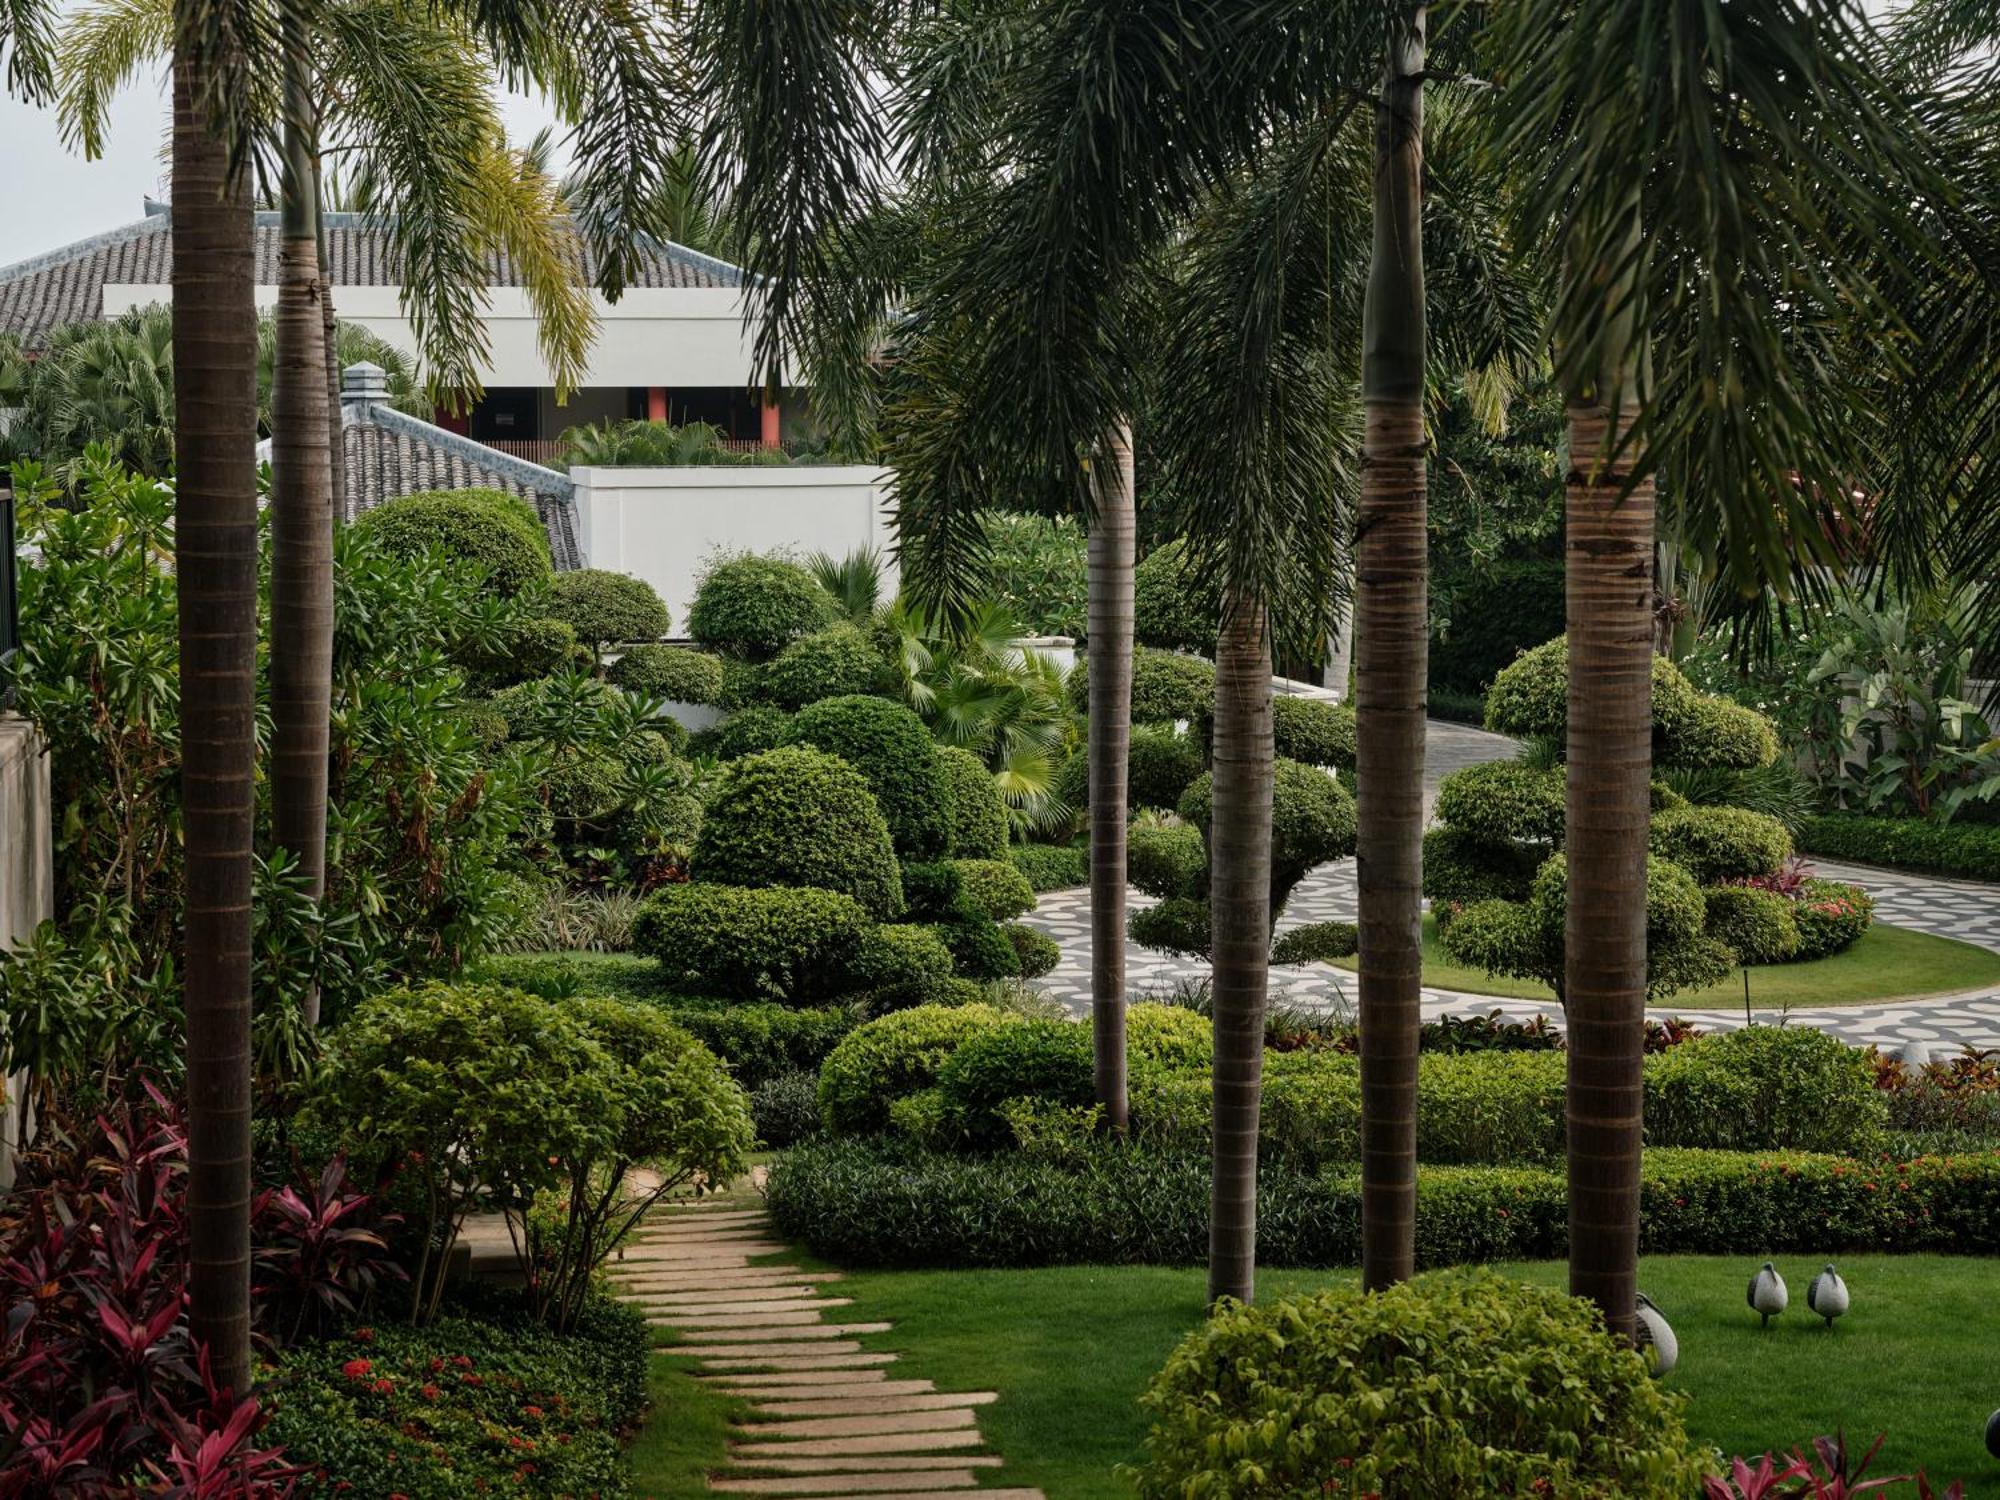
[1485,0,1940,1339]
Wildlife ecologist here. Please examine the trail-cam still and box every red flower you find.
[420,1384,442,1402]
[374,1379,395,1395]
[451,1355,474,1369]
[522,1405,544,1418]
[352,1327,376,1343]
[342,1358,373,1380]
[462,1372,484,1387]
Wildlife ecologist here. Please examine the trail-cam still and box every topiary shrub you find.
[899,860,965,921]
[1131,1270,1710,1500]
[938,746,1009,860]
[544,568,672,658]
[754,623,897,710]
[1271,695,1356,769]
[787,695,951,862]
[1004,923,1061,979]
[935,1019,1094,1146]
[1067,646,1217,725]
[686,553,837,660]
[1128,897,1212,959]
[1179,758,1357,919]
[1792,877,1875,961]
[456,614,584,688]
[1271,919,1358,964]
[1126,1001,1213,1072]
[1646,1026,1887,1154]
[750,1070,823,1147]
[1132,539,1222,656]
[692,744,903,917]
[1703,886,1802,965]
[1009,842,1087,892]
[1128,822,1208,901]
[630,883,870,1001]
[848,923,957,1010]
[1656,690,1780,770]
[817,1003,1014,1135]
[688,705,794,760]
[1422,827,1545,909]
[609,644,726,706]
[931,915,1022,980]
[1649,803,1791,883]
[1433,761,1566,847]
[349,488,552,596]
[950,858,1036,922]
[1127,725,1205,810]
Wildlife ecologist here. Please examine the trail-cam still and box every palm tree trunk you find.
[270,5,334,1026]
[1564,206,1652,1345]
[1207,592,1273,1306]
[172,41,258,1396]
[318,154,345,511]
[1356,6,1427,1294]
[1087,422,1135,1131]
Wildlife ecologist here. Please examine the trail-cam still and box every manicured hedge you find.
[1433,761,1565,846]
[817,1003,1013,1135]
[1127,725,1205,810]
[1648,803,1791,883]
[1131,539,1222,656]
[1798,812,2000,882]
[1270,695,1356,770]
[544,568,671,653]
[688,705,794,761]
[938,746,1009,860]
[631,883,870,1001]
[766,1136,2000,1270]
[787,695,951,862]
[1009,842,1087,892]
[349,488,552,595]
[692,744,904,917]
[950,858,1036,921]
[1067,646,1216,724]
[754,623,897,710]
[686,553,836,659]
[609,644,726,706]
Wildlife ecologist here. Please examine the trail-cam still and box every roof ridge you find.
[0,215,170,287]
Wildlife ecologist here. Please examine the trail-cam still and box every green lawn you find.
[810,1256,2000,1498]
[1328,913,2000,1008]
[626,1339,751,1499]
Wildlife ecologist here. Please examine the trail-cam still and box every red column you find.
[647,387,668,423]
[760,397,781,449]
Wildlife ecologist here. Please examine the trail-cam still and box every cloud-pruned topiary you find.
[350,488,552,596]
[1271,695,1356,770]
[1067,646,1216,725]
[692,744,903,917]
[848,923,958,1010]
[544,569,672,658]
[1128,822,1208,901]
[609,644,726,706]
[1702,886,1801,965]
[688,705,794,760]
[817,1003,1015,1135]
[950,859,1036,922]
[1179,759,1357,919]
[1127,725,1205,810]
[938,746,1009,861]
[687,553,837,660]
[1648,803,1792,884]
[1433,761,1566,847]
[631,883,869,1002]
[753,623,898,711]
[787,695,951,862]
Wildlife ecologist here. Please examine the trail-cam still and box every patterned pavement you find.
[1017,720,2000,1055]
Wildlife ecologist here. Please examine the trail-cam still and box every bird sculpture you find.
[1634,1293,1679,1375]
[1747,1262,1788,1327]
[1806,1264,1850,1328]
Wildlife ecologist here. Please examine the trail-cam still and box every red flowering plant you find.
[1707,1432,1963,1498]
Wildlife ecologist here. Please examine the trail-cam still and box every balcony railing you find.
[473,436,790,466]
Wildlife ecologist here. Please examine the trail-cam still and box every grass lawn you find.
[1327,913,2000,1008]
[817,1256,2000,1498]
[626,1337,751,1498]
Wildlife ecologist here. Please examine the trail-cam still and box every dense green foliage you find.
[939,746,1011,859]
[1067,646,1216,724]
[1648,804,1793,883]
[950,859,1037,922]
[349,488,553,596]
[686,553,837,659]
[1799,813,2000,882]
[1271,694,1357,769]
[976,510,1087,637]
[631,883,871,1001]
[1009,843,1088,891]
[543,568,673,657]
[1126,726,1205,810]
[787,695,952,860]
[1430,559,1567,697]
[1433,761,1566,845]
[689,705,795,760]
[1131,540,1223,656]
[754,623,898,709]
[816,1003,1013,1135]
[608,644,727,705]
[849,923,959,1009]
[691,745,904,917]
[1701,886,1801,965]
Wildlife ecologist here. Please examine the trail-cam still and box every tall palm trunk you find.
[1356,6,1427,1293]
[1087,422,1136,1131]
[172,40,258,1395]
[1563,204,1652,1344]
[1206,592,1273,1306]
[270,5,335,1025]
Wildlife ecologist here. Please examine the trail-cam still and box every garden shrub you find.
[544,568,672,657]
[939,746,1010,860]
[631,883,870,1001]
[1271,694,1356,769]
[754,622,897,710]
[1656,690,1781,770]
[1422,827,1544,908]
[950,858,1037,921]
[1178,758,1357,915]
[976,510,1087,637]
[1132,539,1222,655]
[1128,822,1208,900]
[936,1019,1096,1146]
[1433,760,1566,846]
[1649,803,1792,883]
[751,1070,824,1147]
[1798,812,2000,882]
[931,914,1023,979]
[651,999,859,1090]
[817,1003,1014,1134]
[900,860,965,921]
[1792,877,1875,960]
[692,745,903,917]
[1704,886,1802,965]
[1271,919,1359,964]
[1126,1001,1214,1072]
[349,487,552,595]
[1133,1269,1708,1500]
[787,695,952,861]
[1646,1025,1887,1154]
[1067,645,1217,724]
[688,704,794,760]
[1128,897,1212,958]
[1004,924,1062,979]
[849,923,958,1010]
[1009,842,1087,891]
[1126,724,1205,809]
[456,612,583,687]
[608,643,726,705]
[686,553,836,659]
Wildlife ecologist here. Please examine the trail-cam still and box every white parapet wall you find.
[570,464,898,627]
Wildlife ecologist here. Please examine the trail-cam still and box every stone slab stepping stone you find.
[679,1323,891,1344]
[651,1208,769,1223]
[781,1491,1042,1500]
[708,1471,981,1495]
[721,1380,937,1400]
[636,1227,777,1244]
[673,1340,869,1360]
[614,1275,845,1296]
[733,1411,977,1441]
[613,1266,842,1283]
[750,1394,996,1420]
[726,1458,1001,1475]
[654,1307,847,1329]
[618,1243,792,1261]
[639,1293,843,1313]
[640,1286,835,1305]
[697,1353,898,1373]
[732,1432,987,1459]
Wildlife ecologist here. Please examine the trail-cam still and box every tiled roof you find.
[0,206,744,349]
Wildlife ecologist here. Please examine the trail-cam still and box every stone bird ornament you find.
[1806,1264,1849,1328]
[1747,1262,1788,1327]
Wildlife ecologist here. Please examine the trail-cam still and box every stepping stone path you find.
[610,1194,1042,1500]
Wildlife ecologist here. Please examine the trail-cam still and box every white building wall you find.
[571,465,897,628]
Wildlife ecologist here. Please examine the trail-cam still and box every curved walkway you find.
[1019,719,2000,1053]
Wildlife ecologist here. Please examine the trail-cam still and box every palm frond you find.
[467,137,599,401]
[55,0,168,156]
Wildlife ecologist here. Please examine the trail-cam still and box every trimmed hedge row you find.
[1798,812,2000,882]
[766,1136,2000,1270]
[1009,843,1087,892]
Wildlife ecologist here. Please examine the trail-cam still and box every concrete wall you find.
[571,465,897,628]
[0,716,52,1190]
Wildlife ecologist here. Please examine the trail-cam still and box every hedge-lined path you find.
[614,1192,1043,1499]
[1020,717,2000,1054]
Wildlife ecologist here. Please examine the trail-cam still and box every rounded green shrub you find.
[1422,827,1543,909]
[950,858,1036,921]
[692,745,903,917]
[1646,1026,1887,1154]
[1793,877,1874,961]
[1067,646,1216,725]
[1271,695,1356,769]
[899,861,965,922]
[849,923,958,1010]
[1434,761,1565,846]
[1128,822,1208,901]
[631,883,870,1001]
[688,705,794,760]
[1657,691,1780,770]
[1703,886,1802,965]
[1132,539,1222,656]
[1127,725,1204,810]
[787,695,951,861]
[349,488,552,595]
[755,623,897,710]
[610,644,726,706]
[686,553,837,660]
[456,614,583,687]
[818,1002,1013,1135]
[931,916,1022,979]
[1649,803,1791,883]
[545,568,672,655]
[1131,1269,1710,1500]
[1004,923,1060,979]
[750,1070,823,1147]
[935,1019,1096,1146]
[1128,897,1212,959]
[938,746,1009,860]
[1009,842,1086,892]
[1126,1002,1213,1072]
[1180,758,1357,906]
[1271,919,1358,964]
